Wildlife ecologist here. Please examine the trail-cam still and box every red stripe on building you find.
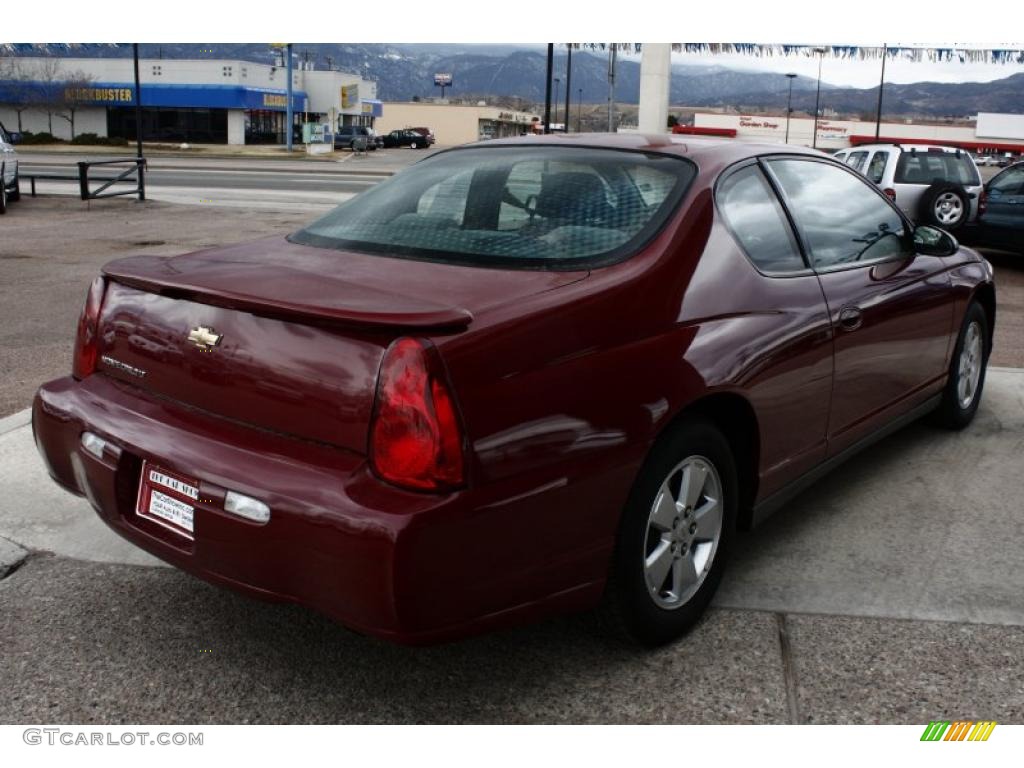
[849,134,1024,153]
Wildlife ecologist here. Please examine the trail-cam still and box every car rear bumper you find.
[32,375,608,644]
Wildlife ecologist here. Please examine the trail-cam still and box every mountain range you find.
[15,43,1024,118]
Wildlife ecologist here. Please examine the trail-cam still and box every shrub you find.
[18,131,65,144]
[70,133,130,146]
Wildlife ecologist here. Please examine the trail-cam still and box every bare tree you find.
[0,58,34,131]
[29,57,64,135]
[56,69,95,139]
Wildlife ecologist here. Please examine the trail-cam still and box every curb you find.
[0,409,31,436]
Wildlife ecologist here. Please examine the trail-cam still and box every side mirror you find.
[7,132,21,145]
[913,225,959,257]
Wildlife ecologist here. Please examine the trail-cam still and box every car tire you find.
[934,301,989,430]
[0,164,7,215]
[9,170,20,202]
[918,183,970,230]
[599,417,737,646]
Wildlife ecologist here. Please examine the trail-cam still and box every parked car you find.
[833,144,983,231]
[333,125,378,151]
[0,121,22,214]
[408,126,436,145]
[33,134,995,646]
[381,129,430,149]
[961,161,1024,254]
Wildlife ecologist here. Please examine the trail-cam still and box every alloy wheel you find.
[643,456,724,609]
[958,320,983,409]
[934,192,964,226]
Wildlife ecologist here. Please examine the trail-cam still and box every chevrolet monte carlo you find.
[33,134,995,645]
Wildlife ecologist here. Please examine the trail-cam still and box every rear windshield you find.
[894,150,980,186]
[290,146,696,269]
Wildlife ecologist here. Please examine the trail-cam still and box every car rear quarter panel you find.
[426,167,835,609]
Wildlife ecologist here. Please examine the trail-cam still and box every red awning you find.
[671,125,737,138]
[849,134,1024,153]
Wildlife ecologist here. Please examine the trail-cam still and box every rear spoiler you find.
[102,257,474,332]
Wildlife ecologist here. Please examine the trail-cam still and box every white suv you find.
[833,144,982,231]
[0,122,21,214]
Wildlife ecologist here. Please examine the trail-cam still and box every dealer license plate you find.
[136,462,198,539]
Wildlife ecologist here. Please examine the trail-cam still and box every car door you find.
[977,165,1024,251]
[764,156,954,456]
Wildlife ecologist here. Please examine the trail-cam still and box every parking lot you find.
[1,192,1023,724]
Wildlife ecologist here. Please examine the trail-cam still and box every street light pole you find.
[577,87,582,132]
[554,78,561,129]
[544,44,554,134]
[286,43,294,151]
[874,43,888,140]
[784,72,797,144]
[564,45,572,134]
[812,47,826,150]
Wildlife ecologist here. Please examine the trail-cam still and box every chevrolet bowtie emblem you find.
[187,326,222,350]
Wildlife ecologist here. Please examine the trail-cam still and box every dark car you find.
[409,126,436,145]
[381,129,430,149]
[962,162,1024,254]
[334,125,378,151]
[34,135,995,646]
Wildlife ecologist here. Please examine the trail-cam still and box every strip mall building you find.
[0,56,382,144]
[674,112,1024,156]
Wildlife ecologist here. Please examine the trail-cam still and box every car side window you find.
[989,167,1024,196]
[717,164,806,273]
[866,151,888,184]
[766,159,911,270]
[845,151,868,173]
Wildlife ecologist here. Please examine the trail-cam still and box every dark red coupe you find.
[34,134,995,645]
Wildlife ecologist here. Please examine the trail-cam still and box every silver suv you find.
[834,144,982,231]
[0,122,21,214]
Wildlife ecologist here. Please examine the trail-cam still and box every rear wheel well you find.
[660,394,761,531]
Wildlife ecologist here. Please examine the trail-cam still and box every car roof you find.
[850,142,969,155]
[465,132,828,165]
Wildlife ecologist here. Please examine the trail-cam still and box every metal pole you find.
[554,78,560,128]
[812,48,824,150]
[286,43,294,151]
[785,73,796,144]
[564,45,572,133]
[577,88,582,132]
[543,44,553,134]
[875,44,887,141]
[132,43,145,201]
[607,46,617,132]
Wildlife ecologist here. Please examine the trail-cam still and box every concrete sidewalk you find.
[1,370,1022,724]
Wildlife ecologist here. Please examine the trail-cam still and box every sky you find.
[667,52,1024,89]
[8,0,1024,92]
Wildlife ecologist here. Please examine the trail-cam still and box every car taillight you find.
[979,189,988,215]
[72,277,107,379]
[370,337,465,491]
[883,188,897,202]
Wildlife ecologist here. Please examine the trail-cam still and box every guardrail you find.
[23,157,147,202]
[78,158,146,201]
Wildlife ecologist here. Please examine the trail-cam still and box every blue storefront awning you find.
[0,80,307,112]
[361,99,383,118]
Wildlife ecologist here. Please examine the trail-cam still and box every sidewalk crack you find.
[776,612,802,724]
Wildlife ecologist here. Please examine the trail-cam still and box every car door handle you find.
[838,306,863,331]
